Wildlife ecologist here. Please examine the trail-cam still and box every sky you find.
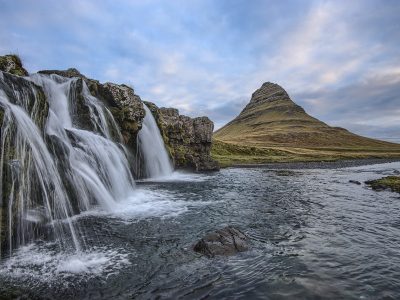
[1,0,399,141]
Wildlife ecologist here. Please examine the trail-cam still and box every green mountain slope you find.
[212,82,400,166]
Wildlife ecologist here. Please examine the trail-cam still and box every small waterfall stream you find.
[0,72,172,257]
[138,104,173,179]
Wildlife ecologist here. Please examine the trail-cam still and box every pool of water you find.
[1,162,400,299]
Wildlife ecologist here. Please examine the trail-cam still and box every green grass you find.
[365,176,400,193]
[211,139,400,167]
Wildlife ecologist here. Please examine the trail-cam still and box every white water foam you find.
[137,171,207,183]
[0,243,131,282]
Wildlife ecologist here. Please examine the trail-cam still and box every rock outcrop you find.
[0,55,28,76]
[366,176,400,193]
[193,226,249,257]
[145,101,219,171]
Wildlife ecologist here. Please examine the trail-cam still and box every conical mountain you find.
[214,82,398,148]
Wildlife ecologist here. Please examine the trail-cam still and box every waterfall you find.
[0,72,137,256]
[138,104,173,179]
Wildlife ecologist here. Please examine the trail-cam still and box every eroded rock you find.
[145,101,219,171]
[193,226,249,257]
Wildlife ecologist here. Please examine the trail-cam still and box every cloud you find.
[0,0,399,140]
[293,69,400,141]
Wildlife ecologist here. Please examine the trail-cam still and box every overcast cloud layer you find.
[1,0,399,141]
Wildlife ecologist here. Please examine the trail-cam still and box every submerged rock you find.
[349,180,361,185]
[144,101,219,171]
[193,226,249,257]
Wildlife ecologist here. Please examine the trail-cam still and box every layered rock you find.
[145,102,219,171]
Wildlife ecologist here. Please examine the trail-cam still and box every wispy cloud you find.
[0,0,399,139]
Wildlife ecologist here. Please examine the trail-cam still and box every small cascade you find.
[138,104,174,179]
[0,72,137,256]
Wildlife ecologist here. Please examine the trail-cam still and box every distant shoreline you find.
[230,158,400,170]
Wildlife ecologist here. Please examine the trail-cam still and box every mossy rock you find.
[0,54,28,76]
[365,176,400,193]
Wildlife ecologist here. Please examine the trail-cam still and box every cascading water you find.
[0,72,140,256]
[138,104,174,179]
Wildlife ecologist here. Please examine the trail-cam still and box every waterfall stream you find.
[138,104,173,179]
[0,72,171,257]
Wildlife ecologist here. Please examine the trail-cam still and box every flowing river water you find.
[1,161,399,299]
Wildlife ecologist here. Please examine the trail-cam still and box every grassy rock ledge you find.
[366,176,400,193]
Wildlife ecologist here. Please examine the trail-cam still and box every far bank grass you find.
[211,139,400,168]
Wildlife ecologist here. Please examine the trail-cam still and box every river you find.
[1,162,399,299]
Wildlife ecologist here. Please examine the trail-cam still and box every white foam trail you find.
[0,243,131,280]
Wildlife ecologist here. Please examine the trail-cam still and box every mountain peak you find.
[250,82,290,106]
[214,81,396,148]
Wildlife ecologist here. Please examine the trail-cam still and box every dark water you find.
[1,162,400,299]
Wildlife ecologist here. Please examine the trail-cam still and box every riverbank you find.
[230,158,400,169]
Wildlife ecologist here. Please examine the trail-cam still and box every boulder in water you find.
[193,226,249,257]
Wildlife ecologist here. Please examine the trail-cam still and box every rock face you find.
[145,101,219,171]
[0,55,29,76]
[193,226,249,257]
[39,68,145,147]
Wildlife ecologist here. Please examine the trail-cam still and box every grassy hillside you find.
[213,82,400,166]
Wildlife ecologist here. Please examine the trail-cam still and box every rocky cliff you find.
[145,101,219,171]
[0,55,219,173]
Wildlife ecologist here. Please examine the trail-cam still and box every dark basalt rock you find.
[193,226,249,257]
[349,180,361,185]
[144,101,219,171]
